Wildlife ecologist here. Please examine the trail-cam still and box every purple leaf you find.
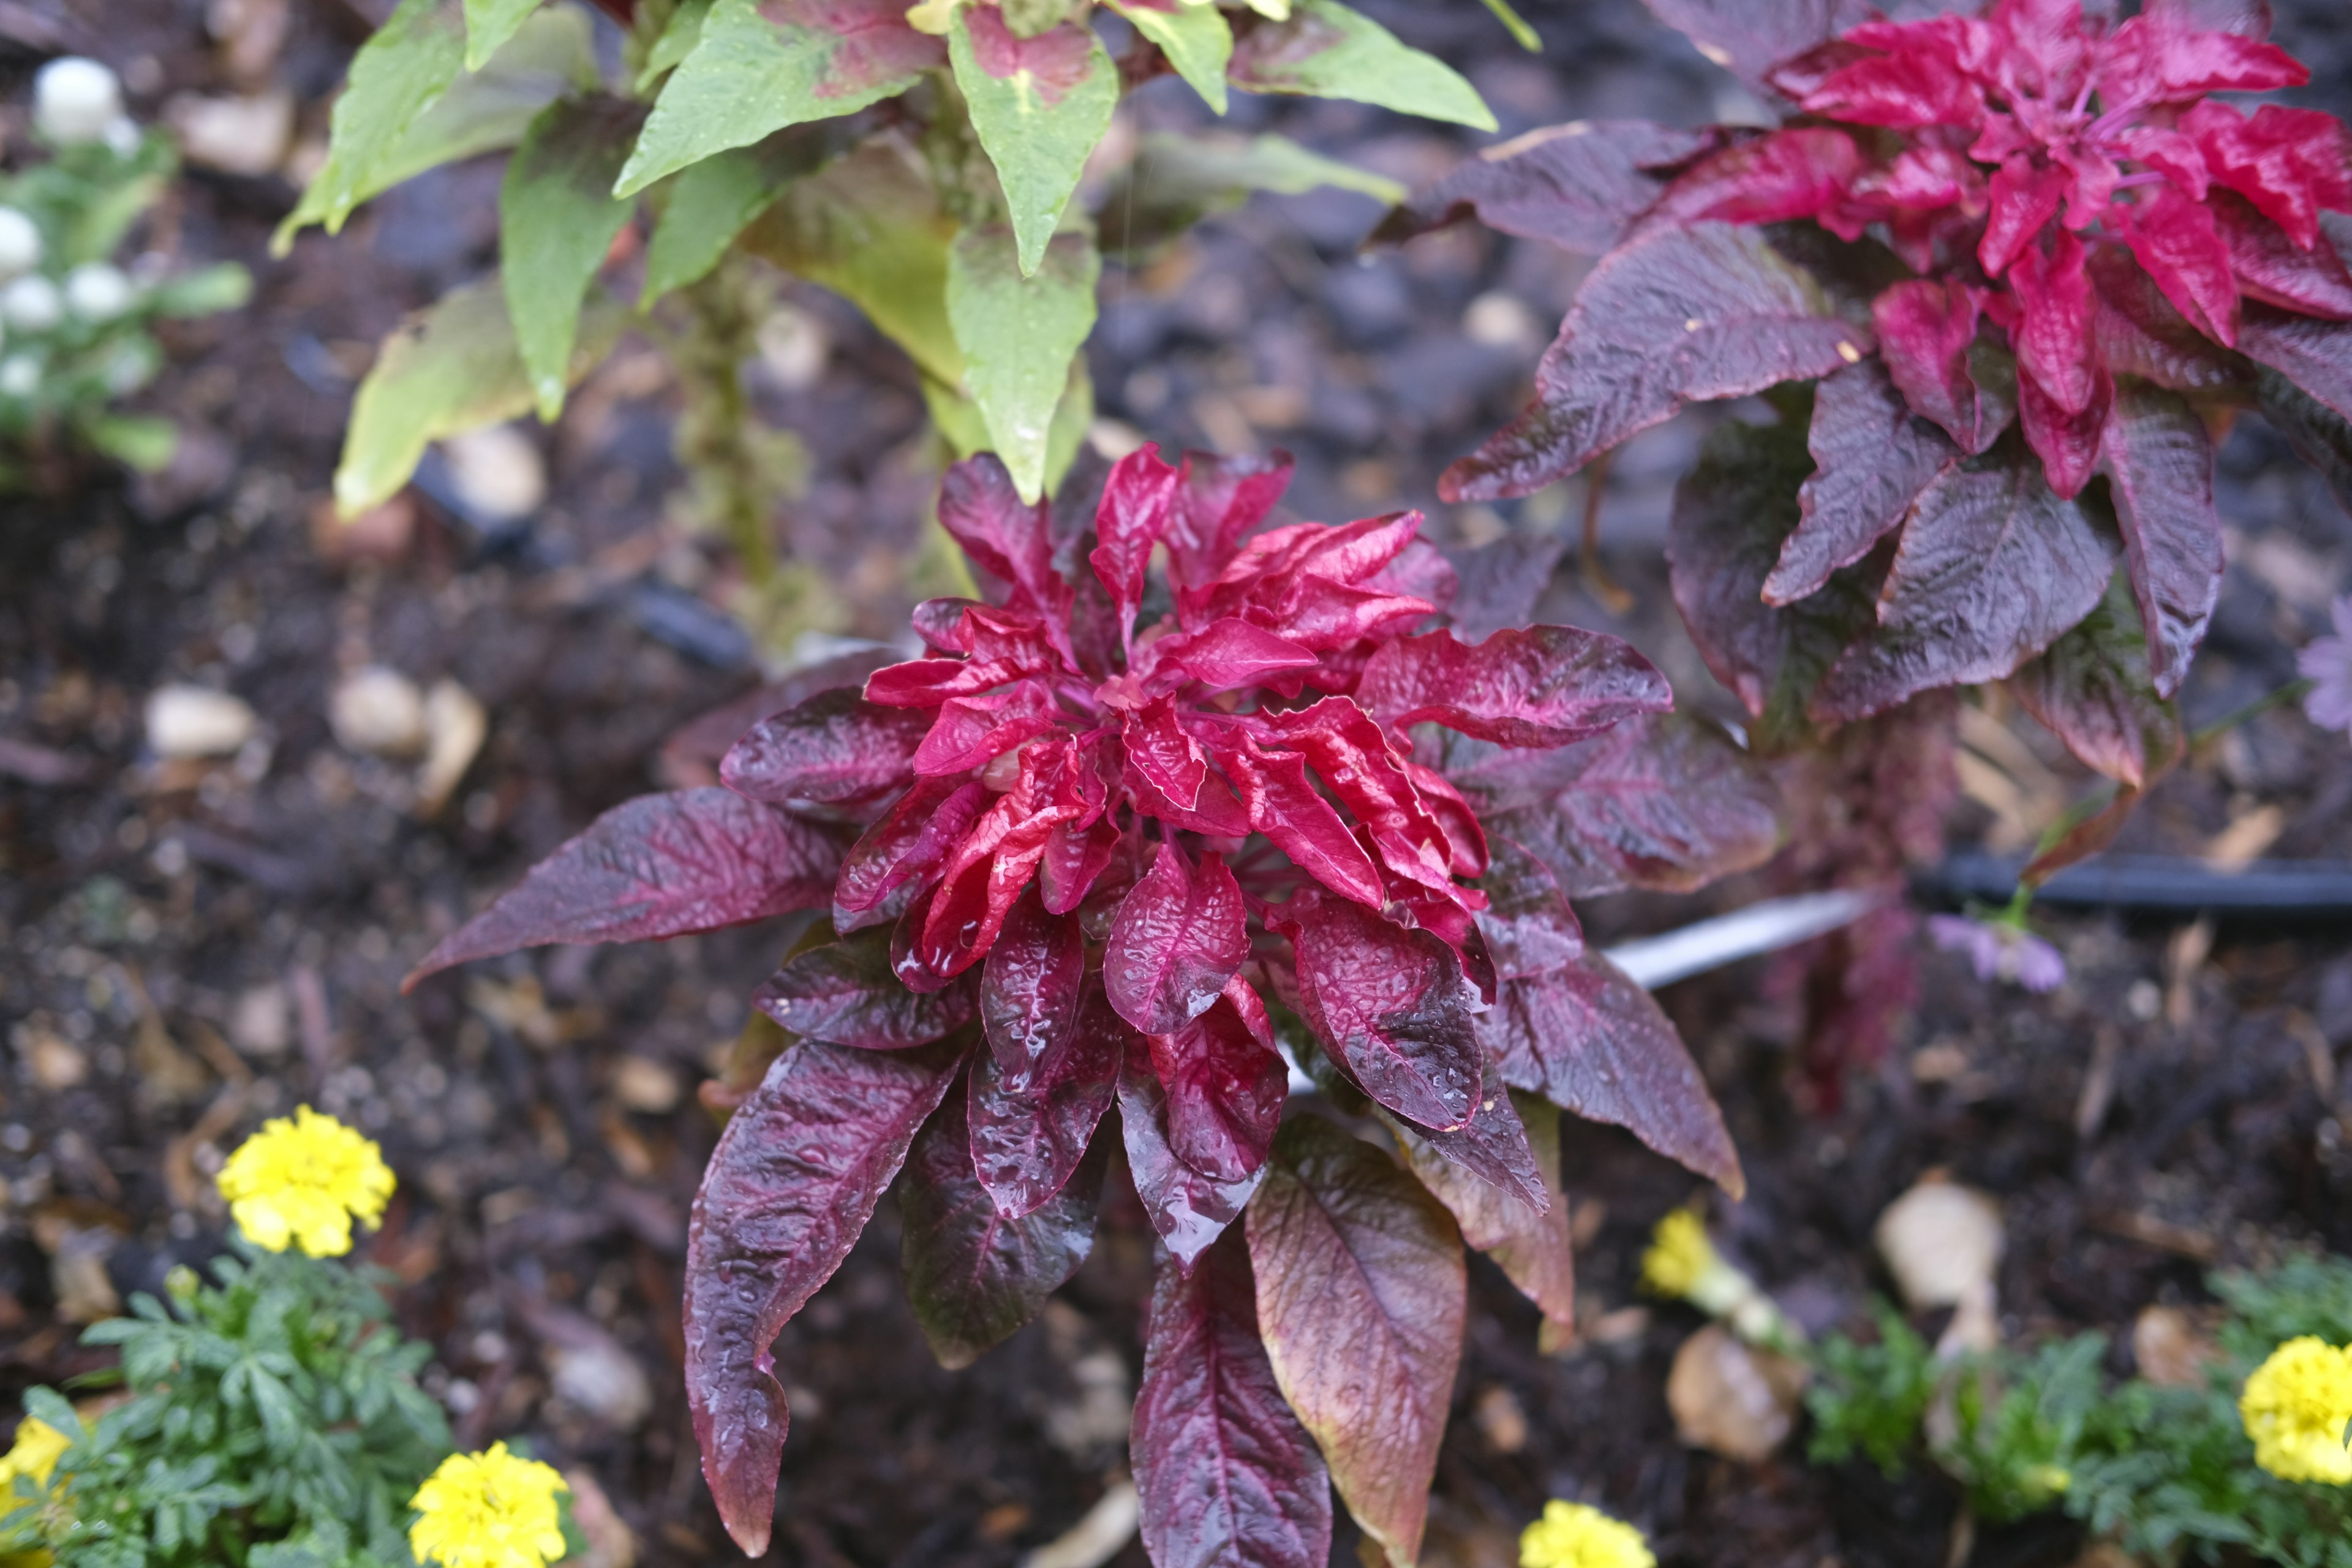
[969,983,1123,1219]
[980,886,1087,1075]
[1090,443,1184,644]
[2256,367,2352,515]
[1642,0,1875,92]
[832,777,992,933]
[1768,356,1961,606]
[1355,626,1670,748]
[1149,979,1287,1185]
[1395,1091,1576,1341]
[2098,385,2225,700]
[1246,1116,1464,1568]
[755,929,976,1049]
[1443,223,1868,502]
[2088,243,2253,394]
[1384,1060,1547,1215]
[900,1082,1102,1370]
[2238,304,2352,424]
[1480,952,1743,1194]
[404,790,842,989]
[1120,1038,1267,1267]
[938,453,1076,661]
[1454,712,1782,897]
[1283,895,1481,1133]
[1371,120,1719,255]
[720,688,934,818]
[1133,1228,1333,1568]
[2011,573,2186,791]
[1106,842,1253,1036]
[1474,837,1585,981]
[1812,448,2116,723]
[685,1039,962,1555]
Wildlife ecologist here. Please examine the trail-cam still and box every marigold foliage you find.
[216,1106,395,1257]
[409,1443,570,1568]
[1519,1500,1654,1568]
[2241,1336,2352,1485]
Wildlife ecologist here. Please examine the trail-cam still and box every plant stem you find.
[668,256,779,589]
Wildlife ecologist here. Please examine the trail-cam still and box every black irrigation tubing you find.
[1926,850,2352,919]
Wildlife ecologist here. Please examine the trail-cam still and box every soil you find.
[2,2,2351,1566]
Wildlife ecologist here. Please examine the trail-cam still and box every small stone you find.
[549,1340,653,1431]
[1667,1322,1807,1463]
[442,424,546,523]
[1473,1384,1528,1453]
[561,1466,638,1568]
[167,89,293,178]
[2133,1305,2219,1389]
[611,1055,682,1115]
[36,58,123,146]
[228,983,290,1057]
[1875,1180,2005,1311]
[64,262,134,323]
[330,665,428,756]
[756,305,830,393]
[415,679,488,816]
[1463,290,1543,352]
[145,684,257,758]
[15,1017,87,1090]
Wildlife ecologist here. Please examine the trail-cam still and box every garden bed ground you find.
[2,1,2351,1564]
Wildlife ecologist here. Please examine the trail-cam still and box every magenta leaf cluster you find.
[405,448,1774,1566]
[1393,0,2351,791]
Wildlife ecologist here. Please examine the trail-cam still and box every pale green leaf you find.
[464,0,542,68]
[276,0,466,246]
[616,0,930,197]
[948,12,1117,276]
[81,413,179,473]
[336,276,624,515]
[923,356,1093,499]
[739,133,962,383]
[502,96,643,420]
[635,0,713,90]
[1104,0,1229,112]
[641,126,839,306]
[1229,0,1495,131]
[1101,130,1404,254]
[944,224,1099,502]
[150,262,254,318]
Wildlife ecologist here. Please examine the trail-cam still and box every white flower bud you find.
[0,209,42,279]
[34,58,124,146]
[2,275,62,333]
[66,262,133,323]
[0,355,41,398]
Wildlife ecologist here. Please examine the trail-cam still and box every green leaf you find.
[150,262,254,318]
[615,0,937,198]
[923,355,1092,498]
[636,0,713,90]
[501,95,643,419]
[464,0,541,67]
[81,413,179,473]
[276,3,600,252]
[1101,129,1404,254]
[336,274,624,514]
[949,9,1118,276]
[275,0,467,246]
[1102,0,1230,113]
[1228,0,1496,132]
[945,224,1099,502]
[739,132,962,383]
[641,125,839,307]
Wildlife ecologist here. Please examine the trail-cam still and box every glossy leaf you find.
[1356,626,1670,748]
[722,687,933,818]
[755,929,976,1049]
[1479,951,1744,1194]
[1226,741,1385,907]
[936,451,1076,627]
[501,96,643,421]
[1133,1229,1332,1568]
[2237,306,2352,423]
[1769,356,1961,605]
[685,1039,962,1556]
[1107,0,1232,113]
[2256,366,2352,514]
[1105,842,1249,1036]
[1228,0,1494,132]
[981,886,1087,1074]
[1396,1092,1575,1340]
[901,1084,1102,1370]
[1473,837,1584,981]
[404,789,840,988]
[1247,1116,1465,1568]
[1149,979,1287,1185]
[1284,895,1480,1132]
[946,225,1102,503]
[1091,443,1186,644]
[1121,1038,1267,1267]
[950,7,1118,276]
[969,984,1123,1218]
[1382,1059,1546,1215]
[1872,279,2014,456]
[1371,119,1717,255]
[834,777,992,931]
[1442,223,1866,502]
[2010,572,2185,790]
[1813,447,2116,722]
[2098,384,2225,700]
[616,0,940,196]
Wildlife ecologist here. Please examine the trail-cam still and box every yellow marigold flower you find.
[1641,1209,1717,1299]
[216,1106,394,1257]
[2242,1336,2352,1485]
[409,1444,568,1568]
[1520,1500,1654,1568]
[0,1418,67,1493]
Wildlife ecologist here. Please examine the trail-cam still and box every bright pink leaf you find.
[2185,101,2352,253]
[1872,279,2013,455]
[1226,739,1385,909]
[912,682,1061,777]
[1979,158,2070,279]
[833,777,990,932]
[938,453,1076,649]
[2097,12,2305,100]
[764,0,944,94]
[1161,451,1294,592]
[969,981,1123,1218]
[2017,358,2114,499]
[2122,185,2240,347]
[1105,842,1249,1036]
[980,886,1087,1075]
[2008,227,2099,415]
[1090,443,1184,646]
[1148,979,1286,1185]
[2214,193,2352,320]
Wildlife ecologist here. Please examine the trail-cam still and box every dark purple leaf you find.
[661,656,895,785]
[755,928,975,1049]
[832,778,991,933]
[1384,1060,1547,1215]
[2256,366,2352,514]
[404,790,841,989]
[900,1083,1102,1370]
[1442,223,1868,502]
[1474,837,1585,981]
[1439,532,1572,644]
[2010,573,2185,790]
[1480,952,1743,1194]
[1133,1228,1332,1568]
[969,981,1123,1218]
[981,886,1087,1075]
[2238,304,2352,423]
[1246,1116,1464,1568]
[720,688,933,818]
[1150,979,1287,1185]
[685,1039,962,1555]
[1283,895,1480,1133]
[1371,119,1719,255]
[1105,841,1251,1036]
[1453,712,1782,897]
[938,453,1076,639]
[2098,385,2224,700]
[1812,447,2116,722]
[1768,356,1961,606]
[1642,0,1875,92]
[1120,1038,1267,1267]
[1355,626,1670,748]
[1395,1091,1576,1343]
